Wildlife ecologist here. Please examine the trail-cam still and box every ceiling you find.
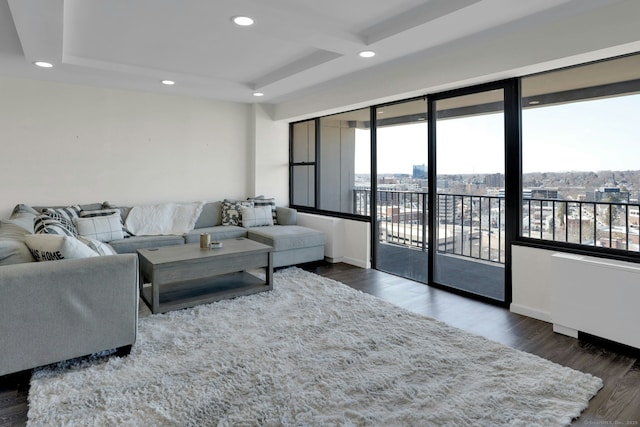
[1,0,639,111]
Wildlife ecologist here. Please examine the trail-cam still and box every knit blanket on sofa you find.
[124,202,204,236]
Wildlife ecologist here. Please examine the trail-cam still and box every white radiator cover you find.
[550,253,640,349]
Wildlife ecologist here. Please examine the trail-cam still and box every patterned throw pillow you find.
[33,211,78,237]
[240,206,274,228]
[74,212,125,242]
[42,205,82,226]
[221,200,254,226]
[247,197,278,225]
[100,202,134,237]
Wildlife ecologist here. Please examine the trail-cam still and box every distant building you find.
[531,188,559,199]
[484,173,504,188]
[413,164,427,179]
[522,188,558,199]
[585,187,629,203]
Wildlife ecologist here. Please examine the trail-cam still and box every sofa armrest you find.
[0,254,139,376]
[276,206,297,225]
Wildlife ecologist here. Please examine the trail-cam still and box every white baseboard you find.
[553,324,579,338]
[325,256,369,269]
[343,257,369,269]
[510,303,551,323]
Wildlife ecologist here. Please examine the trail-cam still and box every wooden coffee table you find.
[137,238,273,314]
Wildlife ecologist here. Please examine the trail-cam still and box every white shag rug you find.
[28,268,602,426]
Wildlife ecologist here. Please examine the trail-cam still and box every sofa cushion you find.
[24,234,98,261]
[275,206,297,226]
[0,221,36,265]
[33,203,103,213]
[12,204,39,215]
[221,200,254,226]
[241,206,274,228]
[194,201,222,228]
[33,212,78,237]
[74,213,124,242]
[184,225,247,244]
[109,235,185,254]
[5,205,38,232]
[247,225,325,251]
[248,197,278,225]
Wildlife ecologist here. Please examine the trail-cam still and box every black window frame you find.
[288,52,640,266]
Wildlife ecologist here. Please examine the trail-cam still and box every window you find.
[290,108,371,218]
[289,52,640,264]
[521,54,640,254]
[290,120,316,207]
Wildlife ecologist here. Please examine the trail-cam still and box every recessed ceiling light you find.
[359,51,376,58]
[34,61,53,68]
[253,92,264,97]
[233,16,254,26]
[161,80,175,85]
[528,100,540,105]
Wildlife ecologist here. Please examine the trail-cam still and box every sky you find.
[355,94,640,175]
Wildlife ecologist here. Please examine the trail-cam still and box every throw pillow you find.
[42,205,82,227]
[24,234,98,262]
[33,212,78,237]
[73,213,125,242]
[78,236,118,256]
[221,200,254,226]
[247,197,278,225]
[240,206,274,228]
[97,204,135,237]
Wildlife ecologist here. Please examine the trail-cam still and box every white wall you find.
[0,77,252,217]
[511,246,555,322]
[513,245,640,347]
[297,213,371,268]
[250,103,289,206]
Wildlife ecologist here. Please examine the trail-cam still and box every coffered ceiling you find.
[1,0,639,112]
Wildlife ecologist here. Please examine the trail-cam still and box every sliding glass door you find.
[429,83,514,303]
[373,99,429,282]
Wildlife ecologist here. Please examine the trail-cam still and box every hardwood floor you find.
[2,262,638,426]
[300,262,640,426]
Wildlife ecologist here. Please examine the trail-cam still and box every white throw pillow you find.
[24,234,98,262]
[240,206,274,228]
[74,213,124,242]
[78,236,118,256]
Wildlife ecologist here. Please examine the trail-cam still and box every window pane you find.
[291,165,315,207]
[292,120,315,163]
[521,54,640,252]
[318,108,371,215]
[374,99,429,283]
[434,89,506,301]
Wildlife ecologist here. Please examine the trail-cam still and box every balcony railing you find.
[355,189,640,264]
[522,198,640,251]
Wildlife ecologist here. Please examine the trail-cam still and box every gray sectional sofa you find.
[0,200,325,376]
[108,200,326,268]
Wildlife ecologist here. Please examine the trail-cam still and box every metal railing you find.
[355,189,640,264]
[522,198,640,251]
